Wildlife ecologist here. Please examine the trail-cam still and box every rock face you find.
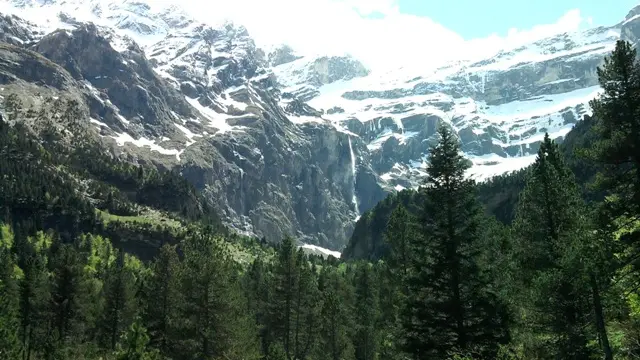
[1,0,639,250]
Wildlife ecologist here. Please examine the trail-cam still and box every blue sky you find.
[398,0,637,39]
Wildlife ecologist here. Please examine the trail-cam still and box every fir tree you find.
[144,244,180,357]
[114,317,160,360]
[589,40,640,223]
[48,243,91,348]
[354,264,380,360]
[245,257,272,354]
[588,41,640,359]
[100,251,137,351]
[268,236,299,358]
[317,267,355,360]
[15,232,52,360]
[179,229,260,360]
[0,243,20,359]
[291,250,320,360]
[384,204,415,280]
[512,134,594,358]
[402,125,509,359]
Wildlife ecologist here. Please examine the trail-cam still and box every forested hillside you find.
[3,39,640,360]
[344,105,603,260]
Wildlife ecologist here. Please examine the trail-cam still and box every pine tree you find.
[100,251,137,351]
[512,134,594,358]
[588,40,640,359]
[245,257,272,354]
[402,125,509,359]
[144,244,180,357]
[114,317,160,360]
[0,243,20,359]
[15,232,52,360]
[317,267,355,360]
[354,264,380,360]
[268,236,299,358]
[376,262,405,360]
[589,40,640,223]
[223,271,262,360]
[291,250,320,360]
[48,243,92,349]
[384,204,415,280]
[179,229,260,360]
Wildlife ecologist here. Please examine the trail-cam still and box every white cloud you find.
[474,9,586,53]
[4,0,592,73]
[168,0,592,73]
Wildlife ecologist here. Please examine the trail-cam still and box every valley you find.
[2,0,638,251]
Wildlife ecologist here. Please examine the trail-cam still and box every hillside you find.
[3,9,640,356]
[1,1,639,250]
[343,113,601,260]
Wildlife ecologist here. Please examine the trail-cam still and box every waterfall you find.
[348,136,360,220]
[481,71,487,94]
[239,167,245,224]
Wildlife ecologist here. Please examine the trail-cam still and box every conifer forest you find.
[2,40,640,360]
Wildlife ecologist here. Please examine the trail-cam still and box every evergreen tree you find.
[245,257,272,354]
[144,244,180,357]
[512,134,594,358]
[317,267,355,360]
[589,40,640,223]
[114,317,160,360]
[402,125,509,359]
[354,264,380,360]
[376,262,405,360]
[384,204,415,280]
[48,243,91,349]
[179,229,260,360]
[588,41,640,359]
[100,251,137,351]
[268,236,299,358]
[291,250,320,360]
[15,232,52,360]
[0,241,20,359]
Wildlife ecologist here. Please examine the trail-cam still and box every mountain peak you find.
[2,0,640,249]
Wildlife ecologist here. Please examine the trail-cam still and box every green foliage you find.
[5,41,640,360]
[178,229,260,359]
[114,318,160,360]
[514,135,590,359]
[0,244,20,358]
[401,125,510,359]
[589,40,640,223]
[353,265,379,360]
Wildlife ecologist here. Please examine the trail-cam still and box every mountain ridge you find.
[1,0,639,251]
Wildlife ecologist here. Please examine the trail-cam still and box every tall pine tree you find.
[402,125,508,359]
[144,244,181,357]
[47,242,92,352]
[354,264,380,360]
[0,232,20,359]
[384,204,415,281]
[178,228,260,360]
[317,267,355,360]
[512,134,594,359]
[268,236,299,358]
[589,40,640,224]
[99,251,137,351]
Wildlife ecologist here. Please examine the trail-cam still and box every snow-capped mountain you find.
[1,0,639,251]
[272,24,620,189]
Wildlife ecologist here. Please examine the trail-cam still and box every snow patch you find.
[300,244,341,259]
[112,132,183,160]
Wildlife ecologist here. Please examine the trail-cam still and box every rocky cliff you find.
[1,0,639,251]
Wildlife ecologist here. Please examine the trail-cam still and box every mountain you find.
[1,0,639,251]
[342,113,602,260]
